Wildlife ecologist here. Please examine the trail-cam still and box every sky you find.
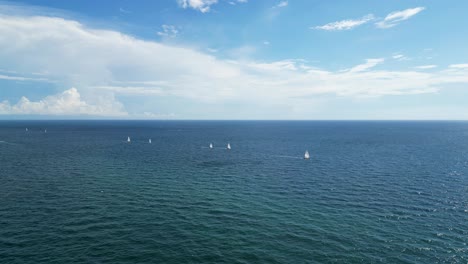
[0,0,468,120]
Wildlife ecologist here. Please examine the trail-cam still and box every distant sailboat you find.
[149,138,152,144]
[227,143,231,150]
[304,150,310,159]
[127,136,131,143]
[209,143,213,149]
[44,129,47,133]
[25,128,28,132]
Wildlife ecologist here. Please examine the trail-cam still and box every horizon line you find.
[1,119,468,122]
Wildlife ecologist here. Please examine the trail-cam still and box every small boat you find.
[127,136,131,143]
[304,150,310,159]
[209,143,213,149]
[227,143,231,150]
[25,128,28,132]
[44,129,47,133]
[149,139,152,144]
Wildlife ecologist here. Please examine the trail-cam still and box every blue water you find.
[0,121,467,263]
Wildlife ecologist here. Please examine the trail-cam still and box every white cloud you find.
[93,86,165,95]
[228,45,256,59]
[449,64,468,69]
[274,1,288,8]
[415,65,437,69]
[246,59,302,71]
[119,7,131,14]
[0,88,126,116]
[0,73,50,82]
[1,13,468,117]
[348,58,384,73]
[0,69,18,74]
[314,14,374,31]
[392,53,409,61]
[263,41,270,45]
[265,1,288,20]
[177,0,218,13]
[141,112,176,119]
[157,24,179,38]
[228,0,247,5]
[376,7,425,28]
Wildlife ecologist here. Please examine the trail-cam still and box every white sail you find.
[44,129,47,133]
[149,139,152,144]
[304,150,310,159]
[227,143,231,150]
[127,136,131,143]
[209,143,213,149]
[25,128,28,132]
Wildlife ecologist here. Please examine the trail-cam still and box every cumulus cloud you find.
[0,14,242,102]
[314,14,374,31]
[177,0,217,13]
[0,88,127,116]
[376,7,425,28]
[0,13,468,117]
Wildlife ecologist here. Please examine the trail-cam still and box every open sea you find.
[0,120,467,263]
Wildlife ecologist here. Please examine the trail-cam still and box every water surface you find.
[0,121,467,263]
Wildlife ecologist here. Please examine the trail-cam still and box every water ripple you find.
[0,121,467,263]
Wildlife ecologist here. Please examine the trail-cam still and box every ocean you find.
[0,121,467,263]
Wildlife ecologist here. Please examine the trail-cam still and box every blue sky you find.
[0,0,468,119]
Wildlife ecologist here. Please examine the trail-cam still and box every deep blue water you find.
[0,121,467,263]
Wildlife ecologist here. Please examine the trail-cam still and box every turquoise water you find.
[0,121,467,263]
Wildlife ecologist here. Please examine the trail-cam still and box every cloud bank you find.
[0,88,126,116]
[0,13,467,117]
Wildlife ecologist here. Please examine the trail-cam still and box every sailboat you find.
[149,139,152,144]
[304,150,310,159]
[227,143,231,150]
[209,143,213,149]
[127,136,131,143]
[44,129,47,133]
[25,128,28,132]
